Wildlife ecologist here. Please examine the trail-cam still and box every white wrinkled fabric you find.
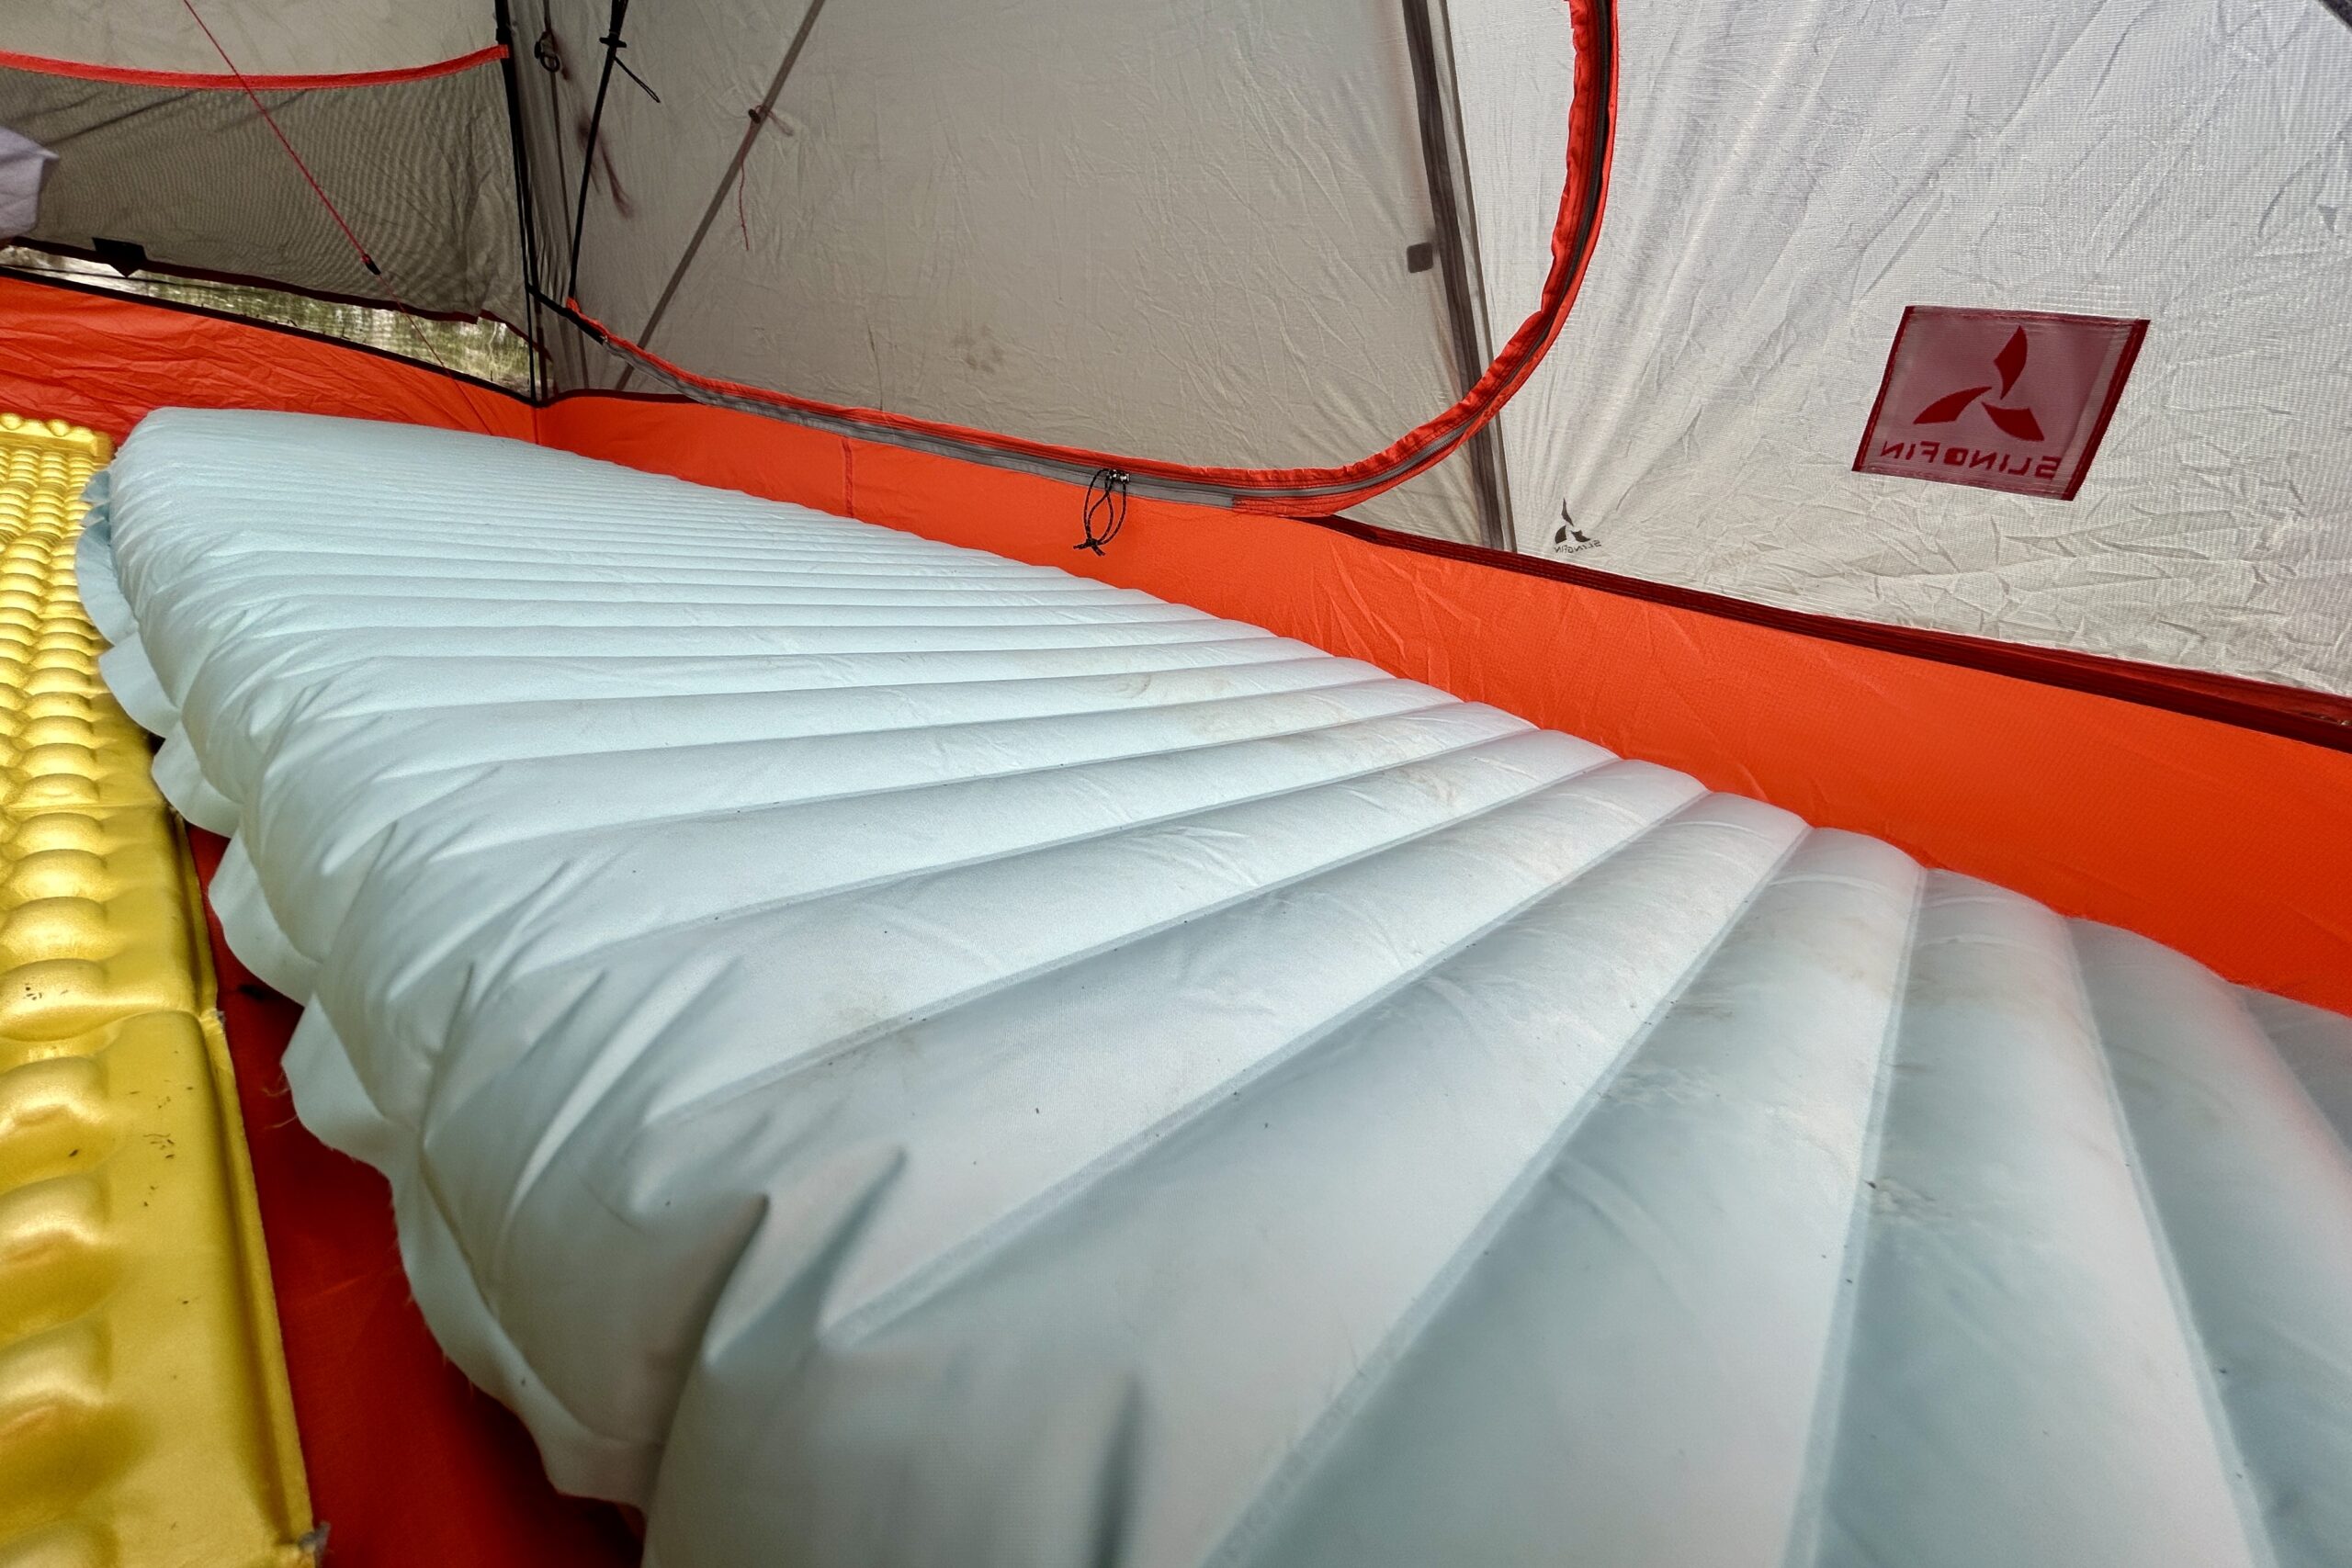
[1461,0,2352,691]
[531,0,1486,540]
[0,127,56,240]
[100,411,2352,1568]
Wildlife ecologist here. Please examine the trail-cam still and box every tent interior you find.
[1,3,2349,1566]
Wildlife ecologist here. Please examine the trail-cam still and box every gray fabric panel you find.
[0,64,522,321]
[526,0,1468,488]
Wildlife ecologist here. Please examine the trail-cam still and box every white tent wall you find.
[527,0,1492,540]
[13,0,494,75]
[1466,0,2352,692]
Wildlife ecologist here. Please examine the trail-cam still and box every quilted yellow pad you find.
[0,415,312,1568]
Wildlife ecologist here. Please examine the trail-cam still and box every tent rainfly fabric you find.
[0,2,2349,1567]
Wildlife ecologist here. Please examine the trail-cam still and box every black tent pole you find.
[610,0,832,393]
[1402,0,1517,553]
[564,0,631,305]
[492,0,548,401]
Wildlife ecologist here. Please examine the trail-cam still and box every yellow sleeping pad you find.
[0,414,312,1568]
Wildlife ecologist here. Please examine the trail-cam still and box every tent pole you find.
[492,0,547,402]
[1402,0,1517,553]
[564,0,631,304]
[613,0,834,393]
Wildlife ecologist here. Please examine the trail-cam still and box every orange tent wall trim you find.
[5,274,2346,1011]
[0,43,510,92]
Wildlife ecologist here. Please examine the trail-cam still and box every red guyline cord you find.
[173,0,496,430]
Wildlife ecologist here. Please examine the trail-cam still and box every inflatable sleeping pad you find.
[85,409,2352,1568]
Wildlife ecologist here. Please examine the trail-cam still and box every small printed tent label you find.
[1854,307,2146,500]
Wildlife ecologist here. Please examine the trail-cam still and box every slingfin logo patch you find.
[1855,308,2146,500]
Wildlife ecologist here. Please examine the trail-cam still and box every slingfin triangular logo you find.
[1911,327,2043,441]
[1855,309,2146,500]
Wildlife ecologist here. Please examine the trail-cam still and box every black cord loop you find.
[1077,468,1131,555]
